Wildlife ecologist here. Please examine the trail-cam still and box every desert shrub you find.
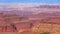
[43,32,49,34]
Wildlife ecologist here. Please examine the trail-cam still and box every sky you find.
[0,0,59,4]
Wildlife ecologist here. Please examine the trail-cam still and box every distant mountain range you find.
[0,4,60,17]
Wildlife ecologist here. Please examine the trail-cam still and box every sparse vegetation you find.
[43,32,49,34]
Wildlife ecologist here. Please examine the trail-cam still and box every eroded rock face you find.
[0,13,30,32]
[0,11,60,34]
[19,16,60,34]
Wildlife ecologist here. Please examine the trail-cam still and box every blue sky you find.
[0,0,59,4]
